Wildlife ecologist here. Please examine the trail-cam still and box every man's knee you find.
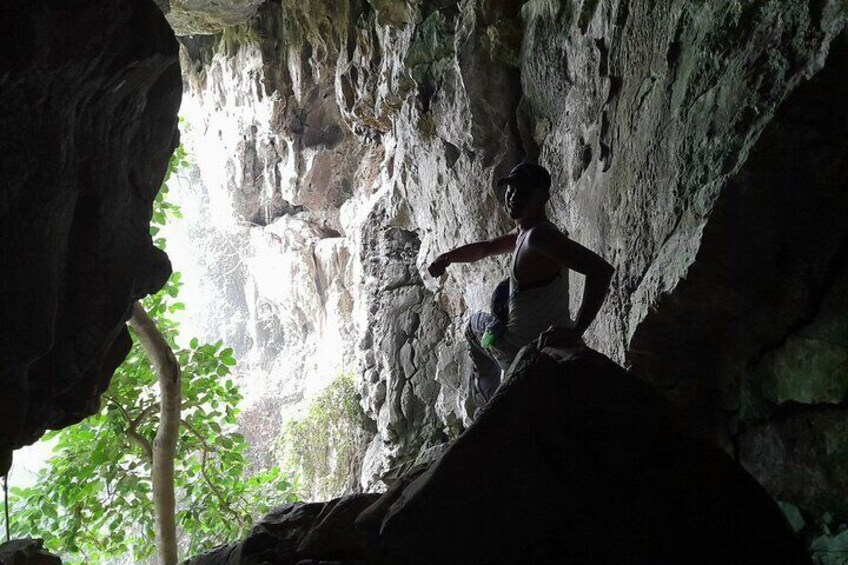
[466,312,494,349]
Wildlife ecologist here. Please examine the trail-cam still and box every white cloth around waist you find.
[504,270,572,349]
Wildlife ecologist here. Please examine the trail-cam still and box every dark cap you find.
[496,162,551,193]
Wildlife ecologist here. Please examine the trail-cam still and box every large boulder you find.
[375,345,809,565]
[0,0,181,460]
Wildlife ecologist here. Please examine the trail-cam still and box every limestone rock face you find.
[171,0,848,512]
[357,212,451,481]
[2,0,846,542]
[174,0,527,487]
[740,407,848,516]
[164,0,266,35]
[173,4,372,474]
[519,0,848,411]
[0,0,181,461]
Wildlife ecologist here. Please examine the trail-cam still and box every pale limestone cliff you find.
[169,0,848,513]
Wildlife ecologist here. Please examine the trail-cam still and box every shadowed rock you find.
[0,538,62,565]
[186,495,380,565]
[0,0,181,461]
[375,345,809,564]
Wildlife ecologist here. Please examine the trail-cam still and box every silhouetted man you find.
[428,162,614,403]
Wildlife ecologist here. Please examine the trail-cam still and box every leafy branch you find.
[7,144,297,564]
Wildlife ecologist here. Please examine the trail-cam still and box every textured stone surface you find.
[164,0,266,35]
[623,24,848,442]
[756,263,848,407]
[171,0,848,513]
[356,212,451,479]
[740,407,848,516]
[173,3,370,482]
[2,0,846,555]
[0,0,181,461]
[174,0,526,486]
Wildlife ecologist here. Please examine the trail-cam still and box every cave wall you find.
[168,0,847,512]
[172,0,527,486]
[0,0,182,467]
[519,0,848,501]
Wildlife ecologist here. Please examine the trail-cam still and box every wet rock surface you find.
[0,0,181,461]
[188,346,810,565]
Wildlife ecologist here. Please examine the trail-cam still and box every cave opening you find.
[2,0,848,564]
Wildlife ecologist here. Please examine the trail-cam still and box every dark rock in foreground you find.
[185,495,380,565]
[0,0,181,462]
[376,346,809,564]
[0,538,62,565]
[189,345,809,565]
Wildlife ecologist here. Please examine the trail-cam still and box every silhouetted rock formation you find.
[186,494,381,565]
[189,345,809,565]
[0,538,62,565]
[0,0,181,462]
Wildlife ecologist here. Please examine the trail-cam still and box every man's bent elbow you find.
[601,260,615,281]
[592,260,615,296]
[593,258,614,282]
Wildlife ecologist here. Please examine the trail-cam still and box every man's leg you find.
[465,312,503,402]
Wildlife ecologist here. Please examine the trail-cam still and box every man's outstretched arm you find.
[428,232,517,277]
[529,228,614,338]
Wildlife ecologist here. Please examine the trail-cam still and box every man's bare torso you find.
[511,222,565,287]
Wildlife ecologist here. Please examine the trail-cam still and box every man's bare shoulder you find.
[527,221,568,245]
[487,230,518,255]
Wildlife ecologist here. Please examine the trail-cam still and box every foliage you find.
[278,373,365,501]
[8,146,297,563]
[150,143,186,250]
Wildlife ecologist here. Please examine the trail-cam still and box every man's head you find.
[496,162,551,221]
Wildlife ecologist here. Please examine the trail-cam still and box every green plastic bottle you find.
[481,329,497,349]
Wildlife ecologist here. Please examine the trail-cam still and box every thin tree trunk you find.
[129,302,181,565]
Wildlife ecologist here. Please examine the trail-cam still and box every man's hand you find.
[536,325,583,350]
[428,254,450,278]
